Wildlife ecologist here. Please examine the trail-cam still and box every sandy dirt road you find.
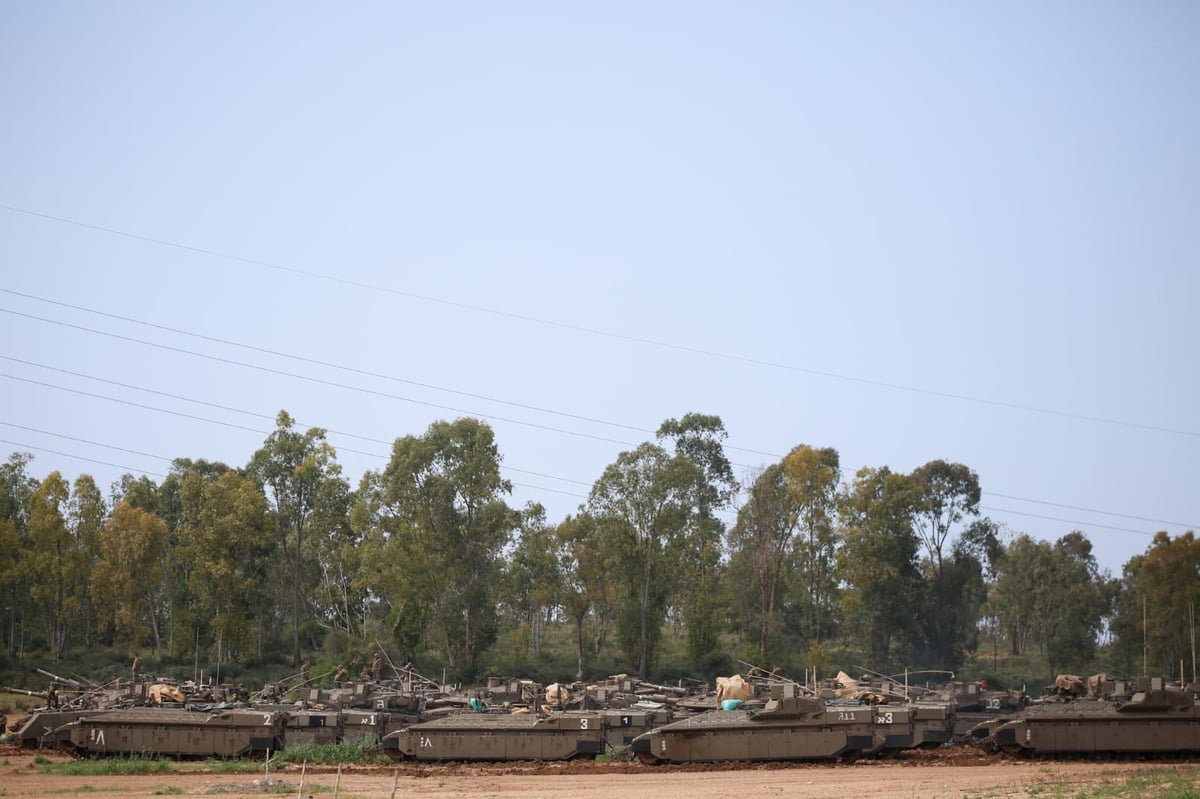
[2,749,1193,799]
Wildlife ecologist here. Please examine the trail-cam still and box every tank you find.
[52,707,286,757]
[973,677,1200,756]
[382,710,608,761]
[631,684,890,764]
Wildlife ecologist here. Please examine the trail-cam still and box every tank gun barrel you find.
[634,681,689,696]
[35,667,83,688]
[737,659,802,686]
[3,686,49,698]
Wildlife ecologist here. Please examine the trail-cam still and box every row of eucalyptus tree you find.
[0,410,1194,683]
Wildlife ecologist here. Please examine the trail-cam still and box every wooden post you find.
[389,770,399,799]
[296,760,307,799]
[334,764,342,799]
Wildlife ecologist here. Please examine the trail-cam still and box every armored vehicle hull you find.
[910,702,956,748]
[631,693,889,764]
[53,708,285,757]
[593,707,673,751]
[867,703,953,752]
[382,711,608,761]
[279,708,341,747]
[974,683,1200,756]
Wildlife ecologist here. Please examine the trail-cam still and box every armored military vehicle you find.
[909,701,956,748]
[937,679,1029,735]
[972,676,1200,756]
[631,683,890,764]
[275,707,341,746]
[52,707,286,757]
[382,710,609,761]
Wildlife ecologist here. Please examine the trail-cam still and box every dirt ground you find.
[1,746,1195,799]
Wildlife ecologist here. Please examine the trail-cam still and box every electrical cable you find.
[1,204,1194,439]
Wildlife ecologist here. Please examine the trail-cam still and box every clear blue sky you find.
[1,1,1196,577]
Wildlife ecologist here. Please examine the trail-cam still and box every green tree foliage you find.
[1110,531,1200,678]
[656,414,736,667]
[152,459,238,657]
[373,418,515,679]
[990,533,1041,656]
[25,472,86,659]
[0,452,39,655]
[911,460,981,573]
[67,475,105,646]
[306,469,358,642]
[917,538,988,671]
[248,411,347,667]
[781,445,841,648]
[1,427,1185,687]
[727,464,799,661]
[90,502,167,654]
[908,460,984,670]
[837,466,923,670]
[554,513,607,679]
[991,531,1110,677]
[588,441,697,678]
[503,503,563,661]
[176,470,274,665]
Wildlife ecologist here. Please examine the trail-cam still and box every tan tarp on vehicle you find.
[715,675,753,702]
[1053,674,1086,697]
[148,683,186,704]
[544,683,569,707]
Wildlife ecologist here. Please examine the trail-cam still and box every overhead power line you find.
[979,505,1165,538]
[3,357,597,489]
[2,203,1195,439]
[0,290,785,463]
[3,354,1191,533]
[0,287,655,436]
[0,371,592,492]
[0,437,169,479]
[984,492,1196,530]
[0,306,646,450]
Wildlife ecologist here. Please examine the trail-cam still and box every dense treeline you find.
[0,411,1195,686]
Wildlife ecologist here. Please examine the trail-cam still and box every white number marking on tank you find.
[363,714,376,725]
[987,698,1001,710]
[90,728,106,746]
[420,735,433,748]
[580,718,589,729]
[877,712,894,725]
[263,714,272,725]
[837,711,857,721]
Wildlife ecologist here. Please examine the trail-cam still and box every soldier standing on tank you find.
[132,655,142,682]
[47,685,59,708]
[370,649,383,681]
[334,664,348,686]
[300,659,312,684]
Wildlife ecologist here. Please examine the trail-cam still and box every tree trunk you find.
[575,613,585,681]
[147,594,162,654]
